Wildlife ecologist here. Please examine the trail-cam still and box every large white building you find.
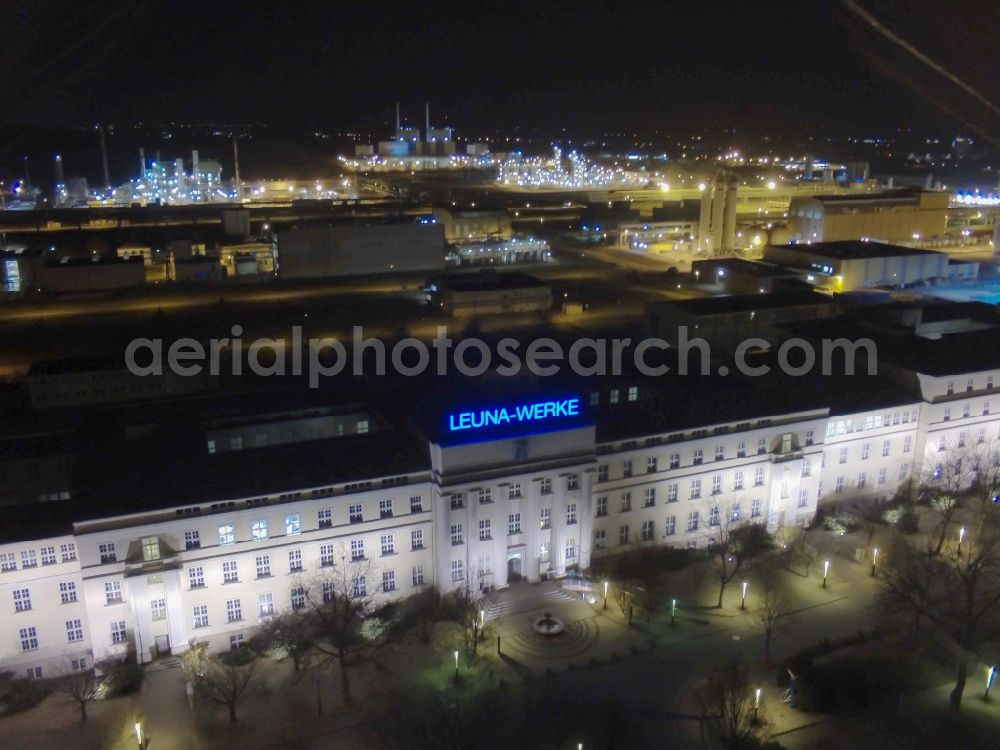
[4,304,1000,680]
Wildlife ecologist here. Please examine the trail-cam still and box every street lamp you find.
[741,580,748,610]
[986,666,997,701]
[871,547,879,577]
[959,527,967,552]
[453,649,459,676]
[753,687,761,721]
[670,598,677,628]
[822,560,830,588]
[134,722,143,750]
[480,609,485,630]
[603,580,609,610]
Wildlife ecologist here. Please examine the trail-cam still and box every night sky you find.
[0,0,997,137]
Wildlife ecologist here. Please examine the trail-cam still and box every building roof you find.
[652,288,833,316]
[430,270,547,292]
[797,188,926,205]
[770,240,943,260]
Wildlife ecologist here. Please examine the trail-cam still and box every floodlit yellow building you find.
[789,189,948,244]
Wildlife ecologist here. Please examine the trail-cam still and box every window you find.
[450,494,465,510]
[736,441,747,458]
[881,439,891,457]
[757,438,768,455]
[477,488,492,504]
[687,512,699,532]
[258,593,274,617]
[410,496,423,513]
[731,503,742,521]
[903,435,912,453]
[797,490,809,508]
[450,560,464,583]
[620,491,632,512]
[189,566,205,588]
[105,580,123,604]
[693,449,703,465]
[281,549,300,574]
[805,430,814,446]
[647,456,658,473]
[947,380,954,395]
[959,431,967,448]
[250,518,269,541]
[711,475,722,495]
[256,555,271,578]
[594,529,607,548]
[352,575,368,597]
[751,498,762,518]
[383,570,397,592]
[566,503,578,523]
[141,536,160,562]
[985,401,992,416]
[665,516,676,535]
[508,513,522,534]
[641,520,655,541]
[193,605,209,628]
[622,460,633,478]
[567,474,579,490]
[318,509,333,528]
[610,389,620,404]
[590,391,600,406]
[801,460,811,477]
[877,467,888,486]
[290,586,306,609]
[565,538,578,559]
[835,476,845,493]
[598,464,609,482]
[314,544,334,568]
[412,565,425,586]
[539,543,550,563]
[670,453,681,469]
[60,581,78,603]
[754,467,765,486]
[643,488,656,508]
[380,534,396,555]
[450,524,464,545]
[708,506,720,526]
[223,560,239,583]
[375,499,393,519]
[943,407,951,421]
[110,620,127,644]
[411,529,424,550]
[226,599,242,622]
[899,463,911,481]
[541,508,552,528]
[837,446,848,464]
[151,598,167,621]
[99,542,117,564]
[715,445,725,461]
[596,496,608,516]
[690,479,701,499]
[861,443,870,460]
[66,619,84,642]
[282,513,301,536]
[350,539,365,561]
[619,525,630,545]
[628,386,638,402]
[218,525,235,546]
[60,543,77,562]
[539,478,552,495]
[20,626,38,651]
[184,530,201,550]
[40,546,56,565]
[13,588,31,611]
[508,482,522,499]
[20,550,36,568]
[479,519,492,540]
[666,483,678,503]
[349,504,364,523]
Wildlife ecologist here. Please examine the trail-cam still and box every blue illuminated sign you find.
[447,397,581,432]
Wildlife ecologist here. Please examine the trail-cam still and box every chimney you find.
[192,149,200,179]
[139,148,146,180]
[425,102,431,141]
[98,126,111,189]
[395,102,401,133]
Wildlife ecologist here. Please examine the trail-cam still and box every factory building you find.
[276,222,447,278]
[698,172,740,256]
[787,188,949,244]
[4,302,1000,678]
[763,240,977,292]
[425,271,552,316]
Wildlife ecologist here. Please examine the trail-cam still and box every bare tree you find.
[879,525,1000,712]
[52,662,102,721]
[969,438,1000,535]
[305,552,384,705]
[753,563,793,664]
[451,584,488,661]
[182,642,258,722]
[696,656,764,750]
[922,444,976,555]
[253,604,315,672]
[704,501,772,608]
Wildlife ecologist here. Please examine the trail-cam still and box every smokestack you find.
[395,102,401,133]
[232,139,242,199]
[139,148,146,180]
[710,171,726,255]
[192,149,200,181]
[698,178,713,254]
[23,155,31,188]
[721,175,739,255]
[425,102,430,141]
[98,126,111,189]
[53,153,66,206]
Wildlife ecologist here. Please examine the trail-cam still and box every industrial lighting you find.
[822,560,830,588]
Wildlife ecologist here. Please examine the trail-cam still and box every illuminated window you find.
[150,598,167,621]
[252,519,269,541]
[218,525,235,546]
[285,514,301,535]
[141,536,160,562]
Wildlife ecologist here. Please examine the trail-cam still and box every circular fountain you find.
[531,612,565,637]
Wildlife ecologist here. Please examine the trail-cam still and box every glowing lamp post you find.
[603,580,609,610]
[741,580,748,610]
[453,650,459,677]
[670,598,677,628]
[134,722,143,750]
[753,687,761,721]
[871,547,879,577]
[822,560,830,589]
[479,609,485,630]
[986,666,997,701]
[958,527,966,552]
